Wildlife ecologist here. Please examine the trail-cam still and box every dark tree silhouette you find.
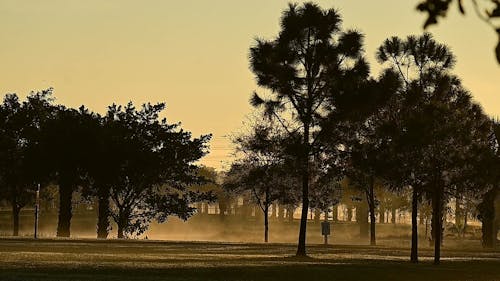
[0,90,54,236]
[376,33,456,263]
[344,72,402,246]
[377,33,494,264]
[225,122,296,243]
[36,105,100,237]
[104,102,212,238]
[224,161,290,243]
[190,166,225,218]
[249,2,369,256]
[477,120,500,248]
[85,106,129,239]
[0,93,31,236]
[308,160,342,225]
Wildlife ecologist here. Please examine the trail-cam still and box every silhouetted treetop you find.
[249,2,377,257]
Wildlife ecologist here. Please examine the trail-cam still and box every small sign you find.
[321,221,330,236]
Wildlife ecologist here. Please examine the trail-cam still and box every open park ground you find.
[0,238,498,281]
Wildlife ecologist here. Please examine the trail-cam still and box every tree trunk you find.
[432,185,443,265]
[358,201,369,240]
[117,224,125,239]
[12,203,20,236]
[243,197,252,219]
[97,189,110,239]
[425,215,429,240]
[287,206,294,223]
[218,198,227,217]
[368,178,376,246]
[391,208,396,224]
[410,187,419,263]
[455,196,463,239]
[271,203,277,221]
[264,205,269,243]
[481,215,495,248]
[314,209,321,224]
[56,179,74,238]
[296,172,309,256]
[296,124,310,257]
[379,209,385,224]
[116,209,128,239]
[332,205,338,222]
[278,205,284,222]
[463,209,468,239]
[479,188,497,248]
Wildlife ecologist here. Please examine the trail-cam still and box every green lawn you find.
[0,238,498,281]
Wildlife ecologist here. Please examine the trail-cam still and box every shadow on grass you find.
[1,260,499,281]
[0,238,499,281]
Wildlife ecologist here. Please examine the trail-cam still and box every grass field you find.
[0,238,498,281]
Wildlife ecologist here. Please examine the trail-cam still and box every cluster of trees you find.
[0,89,213,239]
[0,1,498,267]
[224,3,499,264]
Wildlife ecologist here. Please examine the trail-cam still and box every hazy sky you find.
[1,1,498,170]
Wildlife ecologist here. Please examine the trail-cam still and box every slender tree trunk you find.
[296,124,310,257]
[96,188,110,239]
[432,185,443,265]
[278,205,284,222]
[264,205,269,243]
[271,203,277,221]
[379,209,385,224]
[347,206,353,222]
[332,205,338,222]
[296,171,309,256]
[56,178,74,238]
[455,196,464,239]
[243,198,252,219]
[391,208,396,224]
[425,216,429,240]
[495,196,500,246]
[463,209,468,239]
[12,203,20,236]
[218,198,227,217]
[314,209,321,224]
[287,206,294,223]
[358,201,369,240]
[368,177,376,246]
[411,187,419,263]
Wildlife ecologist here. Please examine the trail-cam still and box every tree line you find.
[0,89,213,239]
[0,2,498,267]
[223,2,499,265]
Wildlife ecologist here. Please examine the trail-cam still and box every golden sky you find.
[1,0,498,170]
